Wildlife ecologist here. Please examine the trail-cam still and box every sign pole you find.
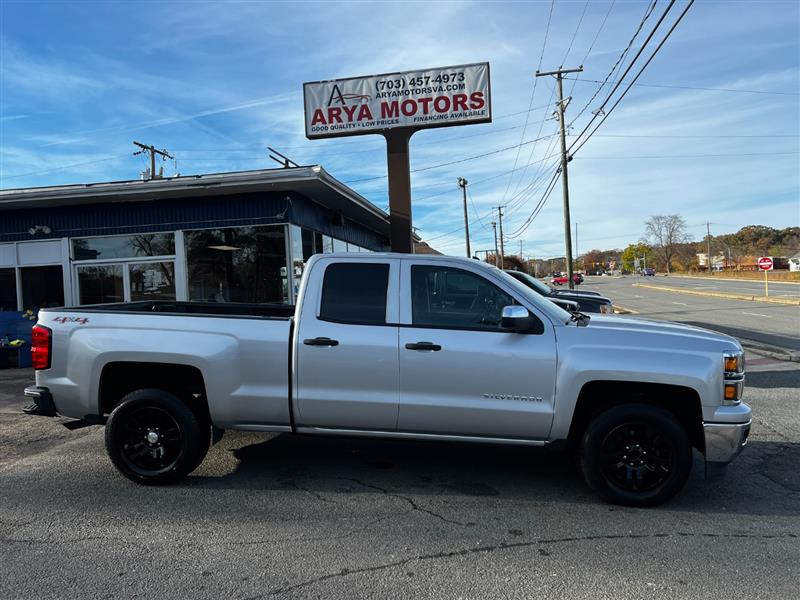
[765,268,768,297]
[384,129,415,253]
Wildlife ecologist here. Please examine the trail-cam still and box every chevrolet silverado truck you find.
[23,253,750,506]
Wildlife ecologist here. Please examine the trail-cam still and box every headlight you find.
[600,303,613,314]
[723,350,745,405]
[724,351,745,374]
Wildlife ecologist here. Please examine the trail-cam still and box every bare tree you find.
[644,214,690,273]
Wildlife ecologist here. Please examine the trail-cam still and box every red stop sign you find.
[758,256,773,271]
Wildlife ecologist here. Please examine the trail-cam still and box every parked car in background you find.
[551,273,583,286]
[506,270,614,314]
[642,268,656,276]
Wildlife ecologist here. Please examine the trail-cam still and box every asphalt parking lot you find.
[581,275,800,353]
[1,353,798,600]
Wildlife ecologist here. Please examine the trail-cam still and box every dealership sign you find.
[303,62,491,139]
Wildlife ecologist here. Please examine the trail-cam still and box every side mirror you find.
[500,305,535,332]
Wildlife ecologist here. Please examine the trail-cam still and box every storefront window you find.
[0,268,17,311]
[21,266,64,309]
[185,225,289,304]
[73,233,175,261]
[129,262,176,301]
[302,229,316,261]
[77,265,124,304]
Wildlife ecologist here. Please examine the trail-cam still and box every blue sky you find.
[1,0,798,257]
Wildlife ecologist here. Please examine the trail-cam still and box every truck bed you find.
[50,301,296,319]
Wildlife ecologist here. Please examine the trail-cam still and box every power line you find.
[569,0,660,127]
[499,0,555,206]
[565,77,800,96]
[568,0,678,153]
[561,0,590,65]
[343,133,559,184]
[507,168,562,240]
[567,0,617,98]
[574,151,800,159]
[571,0,699,157]
[0,154,131,182]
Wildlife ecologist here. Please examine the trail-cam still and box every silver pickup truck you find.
[23,253,751,506]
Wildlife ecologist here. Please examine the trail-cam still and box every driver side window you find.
[411,265,514,331]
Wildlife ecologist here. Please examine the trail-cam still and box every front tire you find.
[105,389,209,485]
[580,404,692,507]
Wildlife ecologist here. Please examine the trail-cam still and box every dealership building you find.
[0,166,395,316]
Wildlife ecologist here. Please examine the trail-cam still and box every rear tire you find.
[105,388,209,485]
[580,404,692,507]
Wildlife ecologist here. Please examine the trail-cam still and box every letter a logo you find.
[327,84,346,107]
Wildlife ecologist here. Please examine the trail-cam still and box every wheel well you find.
[567,381,704,451]
[99,362,209,424]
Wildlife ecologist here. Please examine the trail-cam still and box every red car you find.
[550,273,583,286]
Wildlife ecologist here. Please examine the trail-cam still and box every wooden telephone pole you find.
[535,65,583,289]
[133,141,174,180]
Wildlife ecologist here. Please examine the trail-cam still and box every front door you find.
[398,263,557,440]
[294,259,400,431]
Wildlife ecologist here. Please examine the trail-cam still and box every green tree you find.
[621,243,655,272]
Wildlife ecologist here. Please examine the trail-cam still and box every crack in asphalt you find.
[283,480,340,505]
[341,477,468,526]
[252,531,800,598]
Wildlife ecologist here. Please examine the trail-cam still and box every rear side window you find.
[319,263,389,325]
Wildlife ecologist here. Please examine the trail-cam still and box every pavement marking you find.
[671,301,688,306]
[742,312,771,318]
[632,283,800,306]
[633,294,643,298]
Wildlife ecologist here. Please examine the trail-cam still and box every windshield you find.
[495,268,572,324]
[507,270,553,295]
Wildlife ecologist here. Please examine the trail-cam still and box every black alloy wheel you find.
[105,389,209,485]
[118,406,183,476]
[580,404,692,507]
[599,422,675,493]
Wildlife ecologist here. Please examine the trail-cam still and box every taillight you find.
[31,325,52,370]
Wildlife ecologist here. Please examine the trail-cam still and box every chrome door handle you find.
[303,337,339,347]
[405,342,442,351]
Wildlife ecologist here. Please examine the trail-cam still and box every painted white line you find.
[633,295,643,298]
[671,301,688,306]
[742,312,771,318]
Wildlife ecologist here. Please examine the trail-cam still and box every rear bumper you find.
[23,386,58,417]
[703,420,751,463]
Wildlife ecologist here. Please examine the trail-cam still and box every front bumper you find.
[704,420,751,463]
[23,386,58,417]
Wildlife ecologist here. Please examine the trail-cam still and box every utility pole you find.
[491,221,499,267]
[458,177,471,258]
[133,141,174,180]
[706,221,712,272]
[496,206,505,270]
[536,65,583,289]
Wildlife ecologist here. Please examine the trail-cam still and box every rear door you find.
[397,261,557,440]
[294,257,400,431]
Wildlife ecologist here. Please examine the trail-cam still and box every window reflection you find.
[73,234,175,261]
[129,262,176,301]
[185,226,289,303]
[77,265,124,304]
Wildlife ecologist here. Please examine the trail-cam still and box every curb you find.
[632,283,800,306]
[668,274,800,286]
[739,338,800,363]
[613,305,638,315]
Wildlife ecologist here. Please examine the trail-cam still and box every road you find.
[643,275,800,300]
[2,357,799,600]
[579,276,800,352]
